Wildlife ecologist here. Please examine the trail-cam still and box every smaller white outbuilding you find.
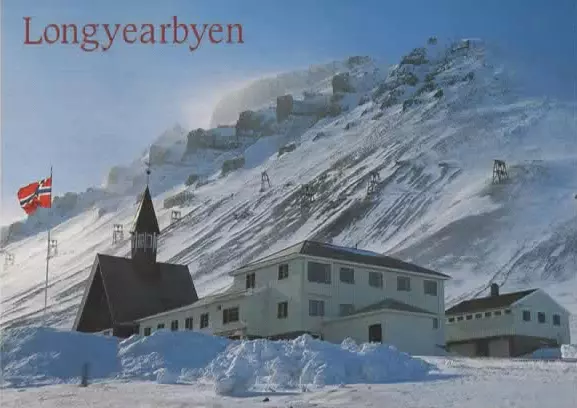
[445,284,571,357]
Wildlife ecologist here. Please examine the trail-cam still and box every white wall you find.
[301,256,445,314]
[512,290,571,344]
[323,310,444,356]
[446,310,516,342]
[445,290,571,345]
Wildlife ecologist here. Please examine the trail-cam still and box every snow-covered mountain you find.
[1,37,576,336]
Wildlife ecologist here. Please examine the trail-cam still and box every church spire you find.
[131,185,160,268]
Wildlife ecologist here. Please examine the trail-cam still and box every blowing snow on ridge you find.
[1,38,576,336]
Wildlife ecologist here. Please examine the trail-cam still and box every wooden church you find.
[73,186,198,338]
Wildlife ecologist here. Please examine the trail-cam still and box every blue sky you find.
[1,0,575,225]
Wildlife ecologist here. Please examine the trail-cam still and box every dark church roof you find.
[132,186,160,234]
[74,253,198,330]
[445,289,537,315]
[236,240,450,279]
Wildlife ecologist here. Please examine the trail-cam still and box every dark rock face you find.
[278,143,297,156]
[222,156,245,175]
[346,55,370,68]
[185,174,199,186]
[401,47,428,66]
[332,73,355,94]
[185,127,239,154]
[236,110,262,134]
[276,95,294,122]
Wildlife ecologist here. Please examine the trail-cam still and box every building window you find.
[448,317,455,323]
[223,307,240,324]
[246,273,255,289]
[278,264,289,280]
[170,320,179,331]
[307,262,331,284]
[146,233,154,249]
[309,300,325,316]
[457,316,464,321]
[339,304,355,316]
[433,318,439,329]
[466,315,473,320]
[200,313,209,329]
[523,310,531,321]
[277,302,288,319]
[484,312,492,318]
[504,309,511,315]
[185,317,193,330]
[397,276,411,291]
[137,234,145,248]
[339,267,355,284]
[143,327,151,336]
[157,323,165,330]
[424,280,438,296]
[494,310,502,316]
[475,313,482,319]
[369,271,383,288]
[538,312,546,323]
[553,314,561,326]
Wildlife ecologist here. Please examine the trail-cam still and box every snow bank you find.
[1,328,435,394]
[200,335,435,396]
[0,327,120,388]
[118,330,230,381]
[560,344,577,359]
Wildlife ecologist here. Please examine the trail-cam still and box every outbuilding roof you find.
[445,289,537,315]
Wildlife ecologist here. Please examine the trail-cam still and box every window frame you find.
[277,301,288,319]
[339,303,355,316]
[537,312,546,324]
[339,267,355,284]
[200,313,209,329]
[278,264,289,280]
[553,314,561,326]
[170,320,179,331]
[143,327,151,336]
[307,261,331,284]
[157,323,165,330]
[397,276,411,292]
[522,310,531,321]
[368,271,383,288]
[223,307,240,324]
[309,299,325,317]
[432,318,439,329]
[185,317,193,330]
[245,272,256,289]
[424,280,438,296]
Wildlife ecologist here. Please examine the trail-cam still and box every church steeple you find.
[131,185,160,268]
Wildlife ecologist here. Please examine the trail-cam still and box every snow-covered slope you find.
[1,38,576,337]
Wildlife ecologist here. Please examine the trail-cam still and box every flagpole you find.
[43,166,52,327]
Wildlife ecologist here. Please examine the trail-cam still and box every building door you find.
[368,324,382,343]
[476,339,489,357]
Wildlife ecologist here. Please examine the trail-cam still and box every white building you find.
[445,284,571,357]
[136,240,451,356]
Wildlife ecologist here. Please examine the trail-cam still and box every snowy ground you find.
[2,357,576,408]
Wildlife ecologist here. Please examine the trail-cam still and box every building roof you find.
[445,289,538,315]
[74,254,198,329]
[132,186,160,234]
[237,240,450,279]
[351,298,435,316]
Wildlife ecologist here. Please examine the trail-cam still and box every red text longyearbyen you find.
[23,16,244,52]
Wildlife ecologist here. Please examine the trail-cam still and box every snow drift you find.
[0,328,435,393]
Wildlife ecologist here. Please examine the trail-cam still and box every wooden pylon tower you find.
[260,171,271,192]
[171,210,182,224]
[301,184,315,209]
[366,171,381,197]
[49,239,58,258]
[492,160,508,184]
[4,252,14,267]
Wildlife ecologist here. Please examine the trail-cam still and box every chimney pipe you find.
[490,283,499,297]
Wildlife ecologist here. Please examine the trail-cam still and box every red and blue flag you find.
[17,176,52,215]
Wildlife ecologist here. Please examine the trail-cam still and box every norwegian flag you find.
[17,176,52,215]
